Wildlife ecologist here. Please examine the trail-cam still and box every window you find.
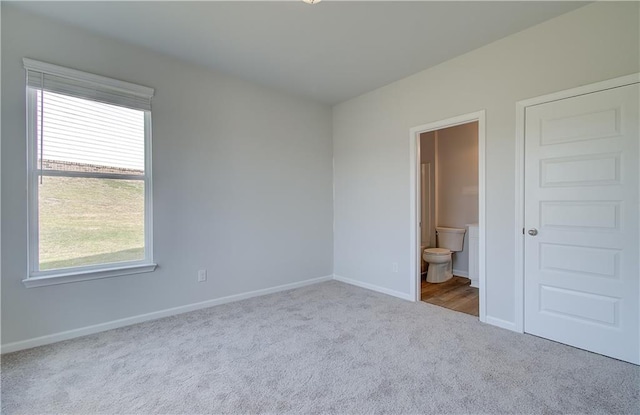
[23,59,156,287]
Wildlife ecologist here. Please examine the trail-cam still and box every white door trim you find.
[514,73,640,334]
[409,110,487,323]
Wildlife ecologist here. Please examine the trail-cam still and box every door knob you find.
[528,228,538,236]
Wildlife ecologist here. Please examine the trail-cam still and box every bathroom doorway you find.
[409,111,486,321]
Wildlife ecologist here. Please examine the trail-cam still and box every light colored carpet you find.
[2,281,638,414]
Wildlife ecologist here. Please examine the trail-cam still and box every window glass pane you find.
[36,90,145,175]
[38,176,145,270]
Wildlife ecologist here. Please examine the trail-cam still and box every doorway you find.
[409,111,486,322]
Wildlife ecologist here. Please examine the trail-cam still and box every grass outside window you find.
[38,176,145,270]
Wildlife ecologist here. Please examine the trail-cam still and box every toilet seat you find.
[423,248,453,283]
[423,228,465,284]
[424,247,450,255]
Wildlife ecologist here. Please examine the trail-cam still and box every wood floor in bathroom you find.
[421,276,479,317]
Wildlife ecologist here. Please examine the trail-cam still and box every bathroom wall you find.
[419,132,436,248]
[436,122,478,275]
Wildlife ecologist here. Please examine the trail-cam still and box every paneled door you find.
[524,82,639,364]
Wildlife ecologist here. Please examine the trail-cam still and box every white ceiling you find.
[9,1,587,105]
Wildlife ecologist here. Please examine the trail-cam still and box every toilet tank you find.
[436,227,466,252]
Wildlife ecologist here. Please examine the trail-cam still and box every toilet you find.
[422,227,466,283]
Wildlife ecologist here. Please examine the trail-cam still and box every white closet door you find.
[524,83,639,364]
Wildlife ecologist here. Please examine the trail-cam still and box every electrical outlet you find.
[197,269,207,282]
[392,262,398,273]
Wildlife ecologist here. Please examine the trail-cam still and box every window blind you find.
[24,58,154,111]
[36,90,146,174]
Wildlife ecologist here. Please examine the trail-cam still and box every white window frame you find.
[23,59,157,288]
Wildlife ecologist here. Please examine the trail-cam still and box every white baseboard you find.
[333,274,413,301]
[452,269,469,278]
[485,315,521,333]
[1,275,333,354]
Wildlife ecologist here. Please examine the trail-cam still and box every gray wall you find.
[436,122,478,274]
[1,6,333,345]
[333,2,639,322]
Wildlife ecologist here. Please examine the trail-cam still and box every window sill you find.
[22,263,158,288]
